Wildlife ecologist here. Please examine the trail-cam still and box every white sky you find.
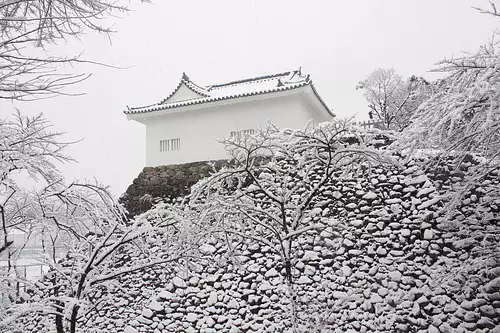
[0,0,498,196]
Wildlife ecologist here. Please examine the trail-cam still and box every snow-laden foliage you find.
[1,111,70,265]
[0,111,71,182]
[38,122,495,333]
[188,120,395,332]
[401,39,500,162]
[0,113,203,333]
[392,5,500,313]
[398,1,500,170]
[1,187,202,333]
[5,115,498,332]
[191,121,394,266]
[20,196,212,332]
[394,13,500,217]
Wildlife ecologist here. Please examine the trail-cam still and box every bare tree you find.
[357,68,432,130]
[473,1,500,18]
[0,112,206,331]
[0,111,70,270]
[0,181,202,333]
[0,111,82,319]
[189,121,394,332]
[0,0,147,100]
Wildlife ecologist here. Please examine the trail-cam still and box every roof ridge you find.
[208,70,298,89]
[185,80,210,96]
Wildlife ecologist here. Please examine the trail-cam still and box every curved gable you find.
[162,83,206,104]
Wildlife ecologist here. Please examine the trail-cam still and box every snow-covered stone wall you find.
[120,160,230,217]
[20,157,500,333]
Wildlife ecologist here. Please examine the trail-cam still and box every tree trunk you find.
[284,248,299,333]
[55,302,64,333]
[70,305,79,333]
[53,282,65,333]
[285,272,299,333]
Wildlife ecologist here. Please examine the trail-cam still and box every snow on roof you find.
[125,70,333,116]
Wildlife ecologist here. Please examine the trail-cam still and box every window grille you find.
[230,129,255,139]
[160,138,181,152]
[243,129,255,135]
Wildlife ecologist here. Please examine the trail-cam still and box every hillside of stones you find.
[14,154,500,333]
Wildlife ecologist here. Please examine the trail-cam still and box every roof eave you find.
[125,85,310,121]
[305,82,335,118]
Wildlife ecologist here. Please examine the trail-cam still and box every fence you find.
[352,120,385,129]
[1,232,63,306]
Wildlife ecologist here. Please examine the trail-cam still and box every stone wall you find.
[120,160,230,217]
[17,157,500,333]
[98,159,499,332]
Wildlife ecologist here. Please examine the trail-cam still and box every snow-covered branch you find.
[187,120,394,333]
[0,0,146,100]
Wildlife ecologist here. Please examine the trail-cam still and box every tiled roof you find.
[125,70,333,116]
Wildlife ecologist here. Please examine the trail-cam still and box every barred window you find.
[230,129,255,138]
[160,138,180,152]
[242,129,255,135]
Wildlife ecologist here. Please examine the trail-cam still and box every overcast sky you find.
[0,0,498,196]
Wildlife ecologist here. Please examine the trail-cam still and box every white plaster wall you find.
[143,94,324,166]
